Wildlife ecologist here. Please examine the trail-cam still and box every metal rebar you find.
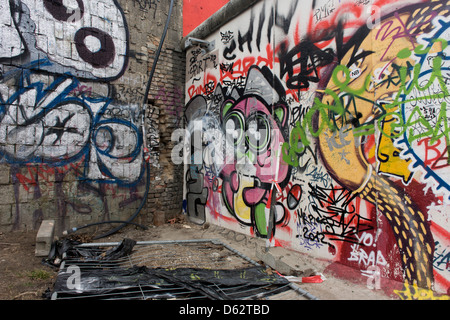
[76,239,223,247]
[213,240,262,267]
[288,282,320,300]
[58,238,320,300]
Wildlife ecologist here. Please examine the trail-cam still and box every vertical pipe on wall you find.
[64,0,176,239]
[93,0,176,239]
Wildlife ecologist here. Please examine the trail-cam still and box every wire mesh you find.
[49,239,295,300]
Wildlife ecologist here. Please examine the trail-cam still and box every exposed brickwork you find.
[147,47,186,225]
[0,0,185,234]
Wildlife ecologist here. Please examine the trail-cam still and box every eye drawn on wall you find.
[0,0,25,59]
[185,66,291,237]
[7,0,129,80]
[0,0,143,186]
[0,0,150,234]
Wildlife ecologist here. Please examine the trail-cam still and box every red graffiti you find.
[15,160,84,192]
[187,73,218,99]
[306,2,365,43]
[220,44,274,82]
[69,84,93,97]
[417,137,450,170]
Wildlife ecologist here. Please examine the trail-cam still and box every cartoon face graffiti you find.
[0,0,141,185]
[219,66,291,237]
[6,0,129,80]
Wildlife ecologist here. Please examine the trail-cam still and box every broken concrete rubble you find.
[256,246,315,277]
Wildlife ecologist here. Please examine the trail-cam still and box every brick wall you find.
[0,0,185,234]
[147,47,186,226]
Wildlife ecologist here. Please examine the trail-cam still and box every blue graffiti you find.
[399,17,450,201]
[0,60,144,186]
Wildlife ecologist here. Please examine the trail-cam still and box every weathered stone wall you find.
[0,0,185,234]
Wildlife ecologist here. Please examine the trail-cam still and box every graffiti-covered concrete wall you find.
[0,0,185,234]
[182,0,450,297]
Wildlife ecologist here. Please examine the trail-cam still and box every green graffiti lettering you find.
[283,44,449,167]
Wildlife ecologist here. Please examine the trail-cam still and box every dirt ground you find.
[0,216,400,300]
[0,230,56,300]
